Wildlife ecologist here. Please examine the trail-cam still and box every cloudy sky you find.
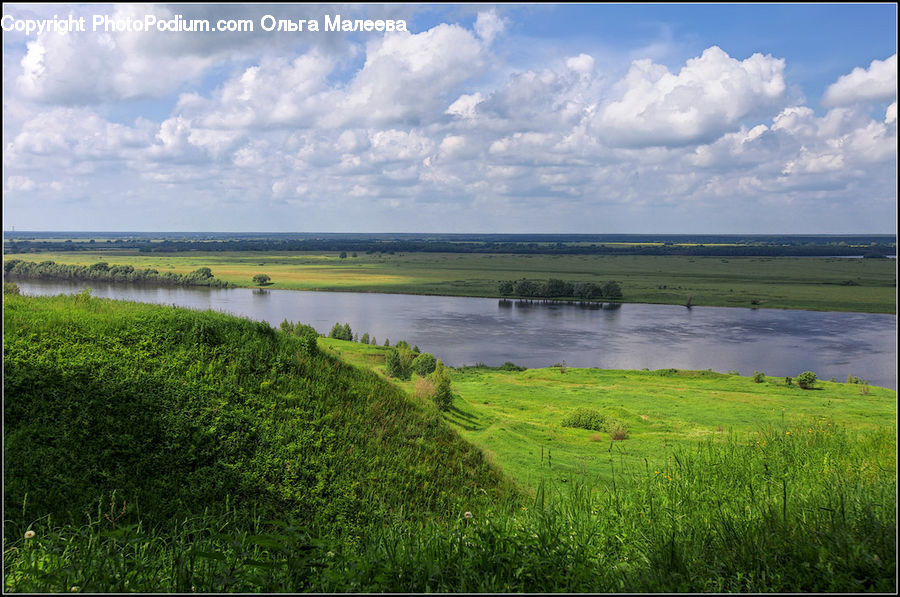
[2,3,897,233]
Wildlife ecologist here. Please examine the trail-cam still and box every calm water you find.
[13,279,897,389]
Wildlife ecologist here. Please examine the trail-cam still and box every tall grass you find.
[5,421,894,592]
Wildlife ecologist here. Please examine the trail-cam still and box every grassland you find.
[5,250,896,313]
[4,294,896,591]
[322,339,897,491]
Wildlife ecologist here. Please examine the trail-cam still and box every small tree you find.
[431,359,453,411]
[796,371,817,389]
[339,251,348,259]
[329,322,353,341]
[360,332,370,345]
[385,346,413,380]
[252,273,271,286]
[752,371,765,383]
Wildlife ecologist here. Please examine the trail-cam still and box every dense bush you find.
[561,408,607,431]
[561,407,628,438]
[796,371,818,389]
[411,352,437,376]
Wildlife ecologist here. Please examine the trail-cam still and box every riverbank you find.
[4,250,896,313]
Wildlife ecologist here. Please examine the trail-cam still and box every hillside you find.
[3,292,509,535]
[4,293,895,592]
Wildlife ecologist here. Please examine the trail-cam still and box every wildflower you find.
[464,511,473,519]
[70,587,79,593]
[326,551,335,558]
[785,431,791,435]
[24,530,35,539]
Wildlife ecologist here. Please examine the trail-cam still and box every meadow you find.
[4,249,897,313]
[322,340,897,490]
[4,293,896,592]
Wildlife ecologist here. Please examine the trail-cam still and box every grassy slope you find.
[4,298,896,592]
[6,250,897,313]
[323,340,896,491]
[3,294,509,534]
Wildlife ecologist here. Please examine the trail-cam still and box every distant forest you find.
[4,232,896,258]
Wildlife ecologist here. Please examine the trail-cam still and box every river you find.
[13,279,897,390]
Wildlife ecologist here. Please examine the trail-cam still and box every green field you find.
[322,339,897,491]
[5,249,897,313]
[4,293,896,591]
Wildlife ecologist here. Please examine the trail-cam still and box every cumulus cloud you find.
[16,5,218,103]
[325,23,485,127]
[822,54,897,107]
[591,46,786,147]
[2,8,896,233]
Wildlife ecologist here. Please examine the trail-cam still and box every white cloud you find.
[4,175,36,192]
[566,53,595,75]
[446,92,484,119]
[591,46,786,147]
[822,54,897,107]
[324,23,485,128]
[474,10,505,45]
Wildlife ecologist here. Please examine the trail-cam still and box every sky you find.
[1,3,897,234]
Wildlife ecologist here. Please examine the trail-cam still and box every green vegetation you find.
[4,259,232,288]
[499,278,623,300]
[4,297,896,592]
[4,250,895,313]
[252,273,271,286]
[328,321,353,341]
[797,370,818,389]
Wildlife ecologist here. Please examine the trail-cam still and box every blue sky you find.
[2,3,896,233]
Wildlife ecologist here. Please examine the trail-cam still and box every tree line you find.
[498,278,623,300]
[3,259,232,287]
[4,237,895,257]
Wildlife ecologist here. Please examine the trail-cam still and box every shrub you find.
[796,371,817,389]
[411,352,437,376]
[3,282,20,295]
[561,408,606,432]
[413,377,436,400]
[846,374,867,385]
[499,361,526,371]
[752,371,765,383]
[610,425,629,441]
